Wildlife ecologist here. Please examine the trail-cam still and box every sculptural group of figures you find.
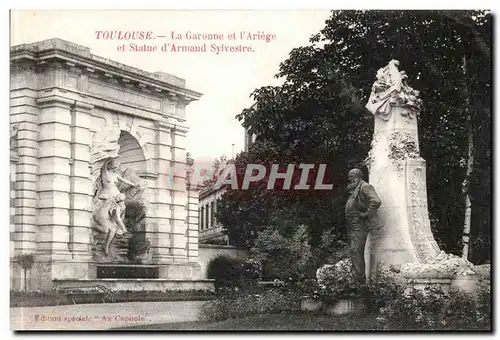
[92,157,141,255]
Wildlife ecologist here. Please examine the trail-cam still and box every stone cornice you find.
[11,38,203,103]
[137,170,159,180]
[199,184,226,199]
[37,94,75,107]
[73,100,94,111]
[157,121,189,134]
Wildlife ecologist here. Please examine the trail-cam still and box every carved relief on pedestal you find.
[387,131,420,177]
[401,164,476,278]
[365,59,423,121]
[90,125,151,264]
[364,135,377,172]
[406,165,440,263]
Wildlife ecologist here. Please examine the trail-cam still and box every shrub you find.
[250,225,313,280]
[16,253,35,293]
[316,258,364,302]
[474,281,492,330]
[206,255,243,292]
[199,289,298,322]
[239,258,263,292]
[240,258,263,280]
[375,284,491,331]
[364,268,406,312]
[291,278,321,300]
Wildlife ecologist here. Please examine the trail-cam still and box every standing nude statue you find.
[92,158,140,255]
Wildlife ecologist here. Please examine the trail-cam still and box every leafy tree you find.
[218,10,491,263]
[217,139,348,248]
[201,155,228,189]
[17,253,34,293]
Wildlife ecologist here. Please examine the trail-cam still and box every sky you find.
[10,9,333,163]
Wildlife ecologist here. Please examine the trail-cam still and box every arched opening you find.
[117,130,146,174]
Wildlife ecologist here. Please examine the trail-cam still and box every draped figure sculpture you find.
[92,158,140,255]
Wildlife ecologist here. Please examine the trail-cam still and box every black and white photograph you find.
[8,8,492,332]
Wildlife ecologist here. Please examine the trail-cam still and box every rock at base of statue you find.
[92,231,132,264]
[91,164,151,264]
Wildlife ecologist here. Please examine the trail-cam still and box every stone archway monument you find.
[10,39,209,292]
[364,60,477,288]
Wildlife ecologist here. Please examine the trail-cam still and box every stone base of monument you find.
[405,275,479,298]
[96,264,159,279]
[324,299,366,316]
[450,275,478,295]
[53,278,215,292]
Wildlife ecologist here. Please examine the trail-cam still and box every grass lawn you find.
[115,313,381,331]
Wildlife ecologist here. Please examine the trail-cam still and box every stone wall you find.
[198,244,248,279]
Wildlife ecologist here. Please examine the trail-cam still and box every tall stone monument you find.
[364,60,477,286]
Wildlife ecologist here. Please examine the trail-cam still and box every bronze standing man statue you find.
[345,169,382,283]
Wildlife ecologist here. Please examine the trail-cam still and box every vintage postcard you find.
[9,9,492,331]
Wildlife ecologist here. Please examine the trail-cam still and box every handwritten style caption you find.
[95,30,277,55]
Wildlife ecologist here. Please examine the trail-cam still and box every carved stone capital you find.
[72,100,94,111]
[37,94,74,108]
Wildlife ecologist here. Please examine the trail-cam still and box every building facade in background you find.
[198,183,228,245]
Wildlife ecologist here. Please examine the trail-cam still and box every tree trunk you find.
[461,53,474,260]
[461,146,473,260]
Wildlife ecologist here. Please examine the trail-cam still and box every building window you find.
[200,207,204,230]
[211,201,215,227]
[205,204,209,229]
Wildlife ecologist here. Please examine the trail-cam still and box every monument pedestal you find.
[366,104,441,274]
[364,60,477,289]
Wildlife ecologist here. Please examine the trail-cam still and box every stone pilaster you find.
[36,95,74,262]
[30,95,73,291]
[11,93,39,259]
[151,122,174,264]
[186,184,200,263]
[170,127,188,261]
[10,158,17,258]
[68,101,94,261]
